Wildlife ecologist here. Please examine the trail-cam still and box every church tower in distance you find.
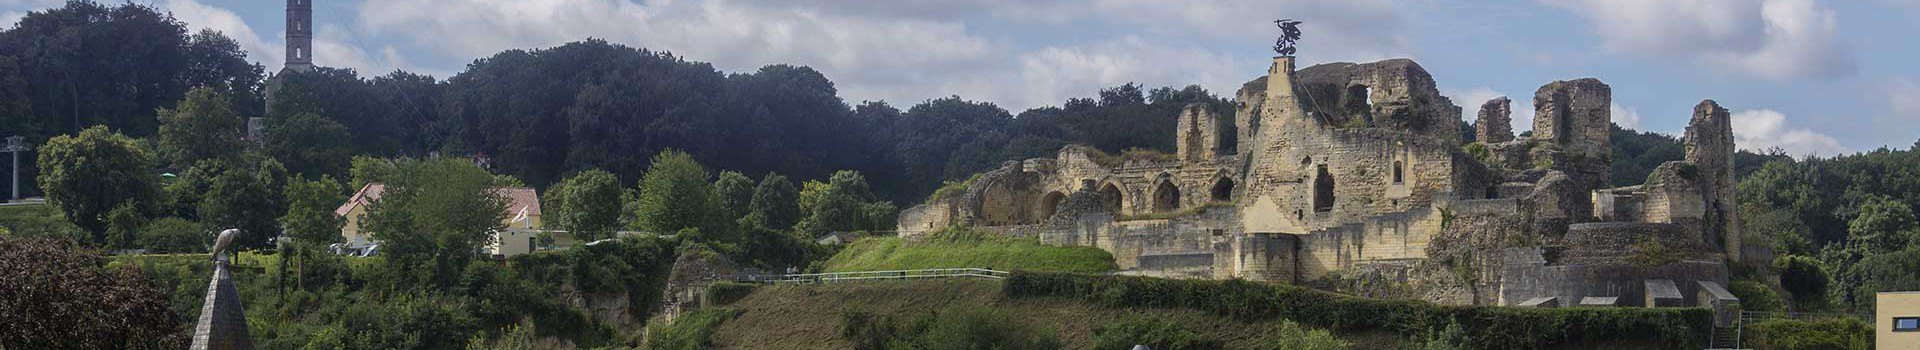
[285,0,314,72]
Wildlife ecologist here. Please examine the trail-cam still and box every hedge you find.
[1003,271,1712,350]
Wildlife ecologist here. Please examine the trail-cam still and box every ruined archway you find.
[1038,191,1066,220]
[1099,183,1123,214]
[1210,177,1235,203]
[1153,180,1181,213]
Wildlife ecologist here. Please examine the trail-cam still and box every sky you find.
[2,0,1917,157]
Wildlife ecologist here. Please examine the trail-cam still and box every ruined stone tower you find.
[1686,100,1740,261]
[1176,103,1225,163]
[1476,97,1513,143]
[285,0,314,72]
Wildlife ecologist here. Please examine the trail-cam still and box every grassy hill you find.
[822,234,1117,274]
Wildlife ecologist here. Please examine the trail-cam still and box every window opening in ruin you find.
[1314,165,1335,212]
[1218,113,1239,156]
[1392,160,1404,184]
[1210,178,1235,202]
[1153,180,1181,213]
[1039,192,1066,220]
[1099,183,1123,213]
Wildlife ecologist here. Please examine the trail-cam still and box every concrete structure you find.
[1880,292,1920,350]
[335,182,565,258]
[899,55,1742,310]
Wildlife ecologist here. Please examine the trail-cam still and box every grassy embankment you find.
[821,230,1117,274]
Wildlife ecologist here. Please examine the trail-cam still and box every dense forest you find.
[0,0,1912,319]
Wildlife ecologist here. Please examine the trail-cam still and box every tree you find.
[552,169,623,241]
[1777,255,1829,308]
[360,158,508,286]
[743,173,800,231]
[631,150,714,236]
[0,236,186,349]
[155,86,247,169]
[1846,195,1917,253]
[136,217,207,254]
[281,175,347,247]
[170,153,290,249]
[265,112,354,178]
[795,171,896,237]
[102,203,145,250]
[349,156,398,192]
[36,126,158,244]
[712,171,754,226]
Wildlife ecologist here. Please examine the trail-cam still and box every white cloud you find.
[159,0,422,76]
[1611,103,1644,131]
[1543,0,1855,80]
[163,0,281,68]
[1441,87,1536,136]
[1888,79,1920,118]
[354,0,1410,111]
[1730,109,1846,156]
[0,11,21,29]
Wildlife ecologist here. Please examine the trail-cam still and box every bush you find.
[706,282,757,306]
[137,217,207,253]
[1743,318,1871,350]
[1778,255,1829,307]
[1003,271,1712,350]
[646,308,741,350]
[1728,280,1783,312]
[840,307,1061,350]
[1094,314,1221,350]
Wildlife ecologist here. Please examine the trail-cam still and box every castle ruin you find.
[898,56,1745,310]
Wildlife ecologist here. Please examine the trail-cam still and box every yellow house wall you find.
[1880,292,1920,350]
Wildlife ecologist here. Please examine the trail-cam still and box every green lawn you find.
[822,235,1116,273]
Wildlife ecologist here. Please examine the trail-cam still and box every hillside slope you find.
[708,280,1397,350]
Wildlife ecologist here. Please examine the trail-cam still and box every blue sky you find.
[3,0,1917,156]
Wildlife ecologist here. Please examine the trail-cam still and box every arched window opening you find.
[1392,160,1405,184]
[1314,165,1335,212]
[1099,183,1123,214]
[1153,180,1181,213]
[1210,178,1235,202]
[1038,192,1067,220]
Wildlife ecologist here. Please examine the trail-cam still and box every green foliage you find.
[1828,246,1920,312]
[1003,271,1713,350]
[1728,280,1784,312]
[1626,239,1684,268]
[823,227,1116,273]
[1845,195,1917,253]
[155,87,247,167]
[1778,255,1830,308]
[1093,314,1221,350]
[0,236,186,349]
[1609,124,1687,187]
[349,156,398,192]
[168,153,289,249]
[1462,142,1491,165]
[136,217,207,254]
[840,307,1062,350]
[795,170,896,237]
[361,157,509,287]
[646,308,741,350]
[104,202,146,250]
[36,125,159,244]
[280,175,347,247]
[552,169,624,241]
[743,173,801,231]
[633,150,715,235]
[924,173,980,204]
[1742,318,1871,350]
[705,282,757,306]
[263,112,354,178]
[712,171,755,227]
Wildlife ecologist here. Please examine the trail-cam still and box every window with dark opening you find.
[1210,178,1235,202]
[1152,180,1180,213]
[1314,165,1335,212]
[1392,160,1405,184]
[1099,184,1123,213]
[1039,192,1066,219]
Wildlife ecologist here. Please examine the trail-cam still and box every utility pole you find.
[2,136,29,201]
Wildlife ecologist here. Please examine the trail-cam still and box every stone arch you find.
[979,179,1026,225]
[1153,179,1181,213]
[1099,182,1124,214]
[1210,177,1235,202]
[1037,191,1067,220]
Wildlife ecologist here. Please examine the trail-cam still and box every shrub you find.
[137,217,207,253]
[1003,271,1712,350]
[1728,280,1783,312]
[706,282,757,306]
[646,308,741,350]
[1777,255,1829,307]
[840,307,1061,350]
[1094,314,1221,350]
[1743,318,1871,350]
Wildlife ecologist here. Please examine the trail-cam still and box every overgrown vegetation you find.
[1741,318,1872,350]
[1004,271,1712,350]
[645,308,742,350]
[1085,147,1180,168]
[822,226,1116,273]
[840,307,1063,350]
